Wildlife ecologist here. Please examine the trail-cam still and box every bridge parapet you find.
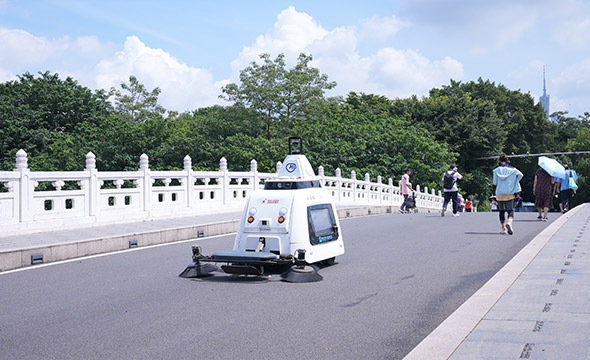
[319,168,443,210]
[0,150,443,234]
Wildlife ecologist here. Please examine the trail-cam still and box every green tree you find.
[111,75,165,123]
[292,99,455,188]
[220,53,336,139]
[0,71,111,170]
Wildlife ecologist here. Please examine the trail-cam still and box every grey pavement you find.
[405,203,590,359]
[3,203,589,359]
[0,204,398,272]
[0,211,243,272]
[0,211,243,252]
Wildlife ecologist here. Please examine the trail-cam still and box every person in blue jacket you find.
[493,155,523,235]
[555,164,578,213]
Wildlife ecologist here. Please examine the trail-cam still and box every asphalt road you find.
[0,211,556,360]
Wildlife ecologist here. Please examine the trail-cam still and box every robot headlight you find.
[278,207,287,216]
[248,207,257,216]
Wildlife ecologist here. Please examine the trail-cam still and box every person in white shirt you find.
[441,165,463,217]
[399,168,414,213]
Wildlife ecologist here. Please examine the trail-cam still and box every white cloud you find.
[0,29,221,111]
[399,0,539,54]
[0,27,115,82]
[0,28,64,67]
[0,6,466,112]
[553,58,590,96]
[551,1,590,48]
[0,67,14,83]
[360,15,409,41]
[93,36,222,110]
[230,6,328,74]
[548,58,590,115]
[230,6,464,99]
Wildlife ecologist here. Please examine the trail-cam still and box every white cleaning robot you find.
[179,137,345,282]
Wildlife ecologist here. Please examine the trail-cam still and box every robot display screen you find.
[264,180,321,190]
[307,204,338,245]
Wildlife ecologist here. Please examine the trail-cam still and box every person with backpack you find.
[555,164,578,213]
[493,155,523,235]
[441,165,463,217]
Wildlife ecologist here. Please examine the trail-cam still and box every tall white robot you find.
[180,137,345,282]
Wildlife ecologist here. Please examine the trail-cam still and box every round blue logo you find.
[285,163,297,173]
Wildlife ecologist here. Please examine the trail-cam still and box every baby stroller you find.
[405,191,418,213]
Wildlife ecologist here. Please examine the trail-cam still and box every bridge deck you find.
[0,204,406,272]
[1,204,589,358]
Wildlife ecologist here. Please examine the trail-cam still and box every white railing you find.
[318,167,443,210]
[0,150,444,234]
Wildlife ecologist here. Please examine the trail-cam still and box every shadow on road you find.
[188,273,273,283]
[464,232,503,235]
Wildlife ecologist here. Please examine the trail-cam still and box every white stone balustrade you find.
[0,150,444,234]
[318,168,444,210]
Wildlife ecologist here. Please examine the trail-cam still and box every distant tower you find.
[539,66,551,119]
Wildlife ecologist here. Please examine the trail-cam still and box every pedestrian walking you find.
[493,155,523,235]
[514,194,524,212]
[399,169,414,213]
[555,164,578,213]
[533,168,554,221]
[553,182,563,213]
[441,165,463,217]
[490,198,498,211]
[465,198,473,212]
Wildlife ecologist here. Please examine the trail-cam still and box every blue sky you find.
[1,0,589,117]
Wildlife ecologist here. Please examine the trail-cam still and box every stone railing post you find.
[276,161,282,174]
[377,175,382,204]
[139,154,151,212]
[318,165,324,187]
[85,152,99,217]
[335,168,342,202]
[365,173,371,203]
[14,149,31,222]
[251,159,259,192]
[220,157,229,205]
[184,155,193,208]
[388,178,394,205]
[351,170,357,203]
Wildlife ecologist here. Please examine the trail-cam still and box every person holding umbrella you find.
[537,156,575,213]
[533,167,554,221]
[493,155,523,235]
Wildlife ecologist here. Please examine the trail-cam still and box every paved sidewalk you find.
[405,204,590,359]
[0,212,243,252]
[0,211,243,272]
[0,204,400,272]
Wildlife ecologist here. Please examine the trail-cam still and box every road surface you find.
[0,211,555,359]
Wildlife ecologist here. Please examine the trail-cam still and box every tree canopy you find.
[1,56,587,209]
[220,53,336,139]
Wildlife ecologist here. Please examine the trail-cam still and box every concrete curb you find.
[0,220,241,272]
[0,204,428,272]
[402,204,586,360]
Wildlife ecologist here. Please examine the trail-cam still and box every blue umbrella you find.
[538,156,566,179]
